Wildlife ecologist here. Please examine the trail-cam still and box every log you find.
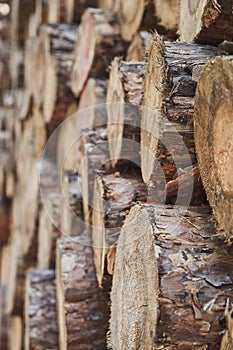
[78,78,108,128]
[0,197,11,243]
[71,8,128,98]
[37,206,53,270]
[194,56,233,243]
[97,0,116,10]
[79,127,109,224]
[56,236,109,350]
[92,167,147,284]
[25,270,58,350]
[126,31,152,62]
[141,32,221,187]
[154,0,180,32]
[115,0,156,42]
[107,58,146,166]
[48,0,97,23]
[8,316,23,350]
[32,23,78,129]
[220,300,233,349]
[109,203,233,349]
[166,165,207,206]
[179,0,233,45]
[0,286,8,350]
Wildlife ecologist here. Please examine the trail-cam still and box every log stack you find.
[0,1,233,349]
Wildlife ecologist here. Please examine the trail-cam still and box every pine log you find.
[141,32,221,187]
[194,56,233,243]
[109,203,233,349]
[97,0,116,10]
[92,167,148,284]
[115,0,156,42]
[107,58,146,167]
[37,206,53,270]
[56,236,109,350]
[48,0,97,23]
[71,8,128,98]
[8,316,23,350]
[0,286,8,350]
[25,270,58,350]
[79,127,109,224]
[78,78,108,128]
[32,23,77,130]
[179,0,233,45]
[154,0,180,32]
[126,31,152,62]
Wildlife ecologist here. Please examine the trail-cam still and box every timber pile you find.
[0,1,233,349]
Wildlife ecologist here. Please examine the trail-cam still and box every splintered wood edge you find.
[8,316,22,350]
[141,32,167,183]
[119,0,146,41]
[194,56,233,242]
[92,175,108,286]
[56,240,68,350]
[109,204,158,349]
[179,0,208,42]
[107,57,125,167]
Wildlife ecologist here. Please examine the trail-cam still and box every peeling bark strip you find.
[92,168,147,285]
[25,270,58,350]
[109,204,233,349]
[107,58,146,166]
[71,8,128,98]
[141,32,222,185]
[56,236,109,350]
[194,56,233,243]
[31,23,77,127]
[179,0,233,45]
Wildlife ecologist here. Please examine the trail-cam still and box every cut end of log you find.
[195,56,233,242]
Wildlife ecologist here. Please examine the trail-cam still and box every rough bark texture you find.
[24,270,58,350]
[92,166,147,285]
[107,58,146,166]
[109,203,233,349]
[56,236,109,350]
[71,8,128,98]
[179,0,233,45]
[141,32,221,187]
[194,56,233,243]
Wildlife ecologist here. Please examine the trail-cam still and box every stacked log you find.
[24,270,58,350]
[56,236,109,349]
[71,8,128,98]
[194,56,233,242]
[141,33,222,205]
[179,0,233,45]
[109,204,233,349]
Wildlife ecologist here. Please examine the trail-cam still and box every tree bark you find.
[56,236,109,350]
[179,0,233,45]
[141,32,221,187]
[71,8,128,98]
[92,167,147,285]
[24,270,58,350]
[109,203,233,349]
[194,56,233,243]
[107,58,146,166]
